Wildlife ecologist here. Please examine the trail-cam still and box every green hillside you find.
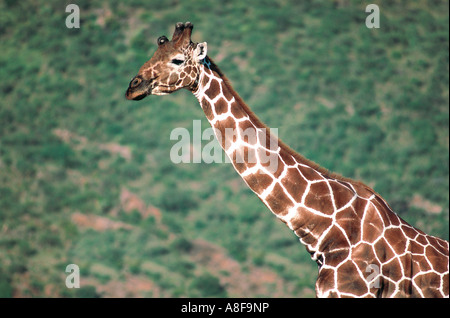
[0,0,448,297]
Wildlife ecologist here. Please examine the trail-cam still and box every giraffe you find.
[125,22,449,298]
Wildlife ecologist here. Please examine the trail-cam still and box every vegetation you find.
[0,0,448,297]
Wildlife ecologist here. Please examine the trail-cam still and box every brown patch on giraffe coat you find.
[304,182,334,215]
[280,167,308,200]
[169,73,179,84]
[205,79,221,100]
[221,82,235,101]
[374,196,398,226]
[255,148,277,172]
[354,184,375,199]
[352,242,378,269]
[291,207,332,246]
[201,99,214,121]
[335,207,361,245]
[201,70,211,86]
[382,257,403,282]
[238,120,257,145]
[231,146,257,169]
[264,183,294,216]
[351,196,370,219]
[295,213,331,247]
[324,248,350,267]
[243,146,258,167]
[401,224,420,240]
[316,267,335,295]
[424,273,446,297]
[415,233,428,245]
[415,254,432,272]
[279,151,296,166]
[319,225,350,252]
[374,238,397,264]
[182,76,192,87]
[442,273,449,296]
[414,272,442,297]
[426,245,449,274]
[232,160,246,174]
[427,236,448,255]
[329,181,355,210]
[214,97,229,115]
[298,164,323,182]
[337,261,369,296]
[243,171,274,195]
[264,132,277,152]
[231,102,247,119]
[403,245,418,274]
[410,240,425,255]
[362,205,384,243]
[215,117,237,150]
[396,278,414,297]
[269,156,285,179]
[385,227,407,255]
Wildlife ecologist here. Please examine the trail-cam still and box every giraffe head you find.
[126,22,207,100]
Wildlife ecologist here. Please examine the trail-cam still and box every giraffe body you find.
[126,22,449,298]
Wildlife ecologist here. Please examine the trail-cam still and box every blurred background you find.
[0,0,448,297]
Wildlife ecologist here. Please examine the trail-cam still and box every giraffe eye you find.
[171,59,184,66]
[157,36,168,46]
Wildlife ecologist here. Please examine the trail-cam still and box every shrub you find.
[189,273,227,298]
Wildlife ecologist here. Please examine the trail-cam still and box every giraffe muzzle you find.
[125,88,148,101]
[125,76,153,100]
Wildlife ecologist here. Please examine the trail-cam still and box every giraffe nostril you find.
[130,77,142,88]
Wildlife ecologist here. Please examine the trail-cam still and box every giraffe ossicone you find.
[126,22,449,298]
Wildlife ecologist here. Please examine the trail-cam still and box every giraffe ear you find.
[195,42,207,61]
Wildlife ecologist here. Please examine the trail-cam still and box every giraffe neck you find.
[191,57,449,297]
[192,57,347,260]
